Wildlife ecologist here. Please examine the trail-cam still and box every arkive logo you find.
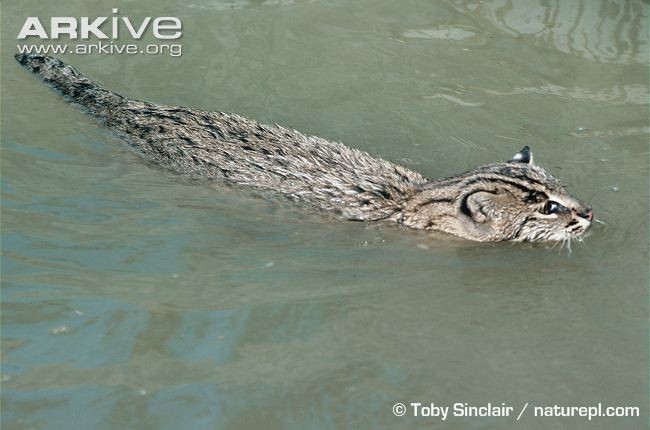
[17,9,182,40]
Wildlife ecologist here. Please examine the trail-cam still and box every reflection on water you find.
[451,0,649,64]
[2,0,648,429]
[402,25,487,45]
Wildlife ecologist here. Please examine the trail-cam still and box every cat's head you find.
[454,146,593,242]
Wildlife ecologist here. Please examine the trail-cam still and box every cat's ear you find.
[511,146,533,164]
[462,191,500,223]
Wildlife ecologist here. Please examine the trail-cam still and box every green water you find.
[1,1,648,429]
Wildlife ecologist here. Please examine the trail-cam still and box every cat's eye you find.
[541,200,566,215]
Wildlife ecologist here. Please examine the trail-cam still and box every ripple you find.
[570,126,650,139]
[402,25,487,45]
[425,93,485,107]
[452,0,649,64]
[187,0,319,10]
[485,84,649,105]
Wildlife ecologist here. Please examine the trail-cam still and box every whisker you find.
[578,237,589,249]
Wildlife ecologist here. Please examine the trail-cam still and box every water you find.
[2,1,648,429]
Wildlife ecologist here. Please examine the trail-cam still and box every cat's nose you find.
[577,206,593,221]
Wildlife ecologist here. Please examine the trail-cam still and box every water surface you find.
[2,1,648,429]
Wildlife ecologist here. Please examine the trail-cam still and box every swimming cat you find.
[15,53,593,242]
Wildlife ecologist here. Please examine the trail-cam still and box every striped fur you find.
[401,161,592,241]
[15,53,593,242]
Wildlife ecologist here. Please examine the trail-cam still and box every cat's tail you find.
[14,53,127,123]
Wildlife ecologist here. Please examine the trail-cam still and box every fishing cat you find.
[15,53,593,242]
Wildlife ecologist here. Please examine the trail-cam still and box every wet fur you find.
[15,53,593,242]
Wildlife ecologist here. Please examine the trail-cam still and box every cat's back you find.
[113,99,426,220]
